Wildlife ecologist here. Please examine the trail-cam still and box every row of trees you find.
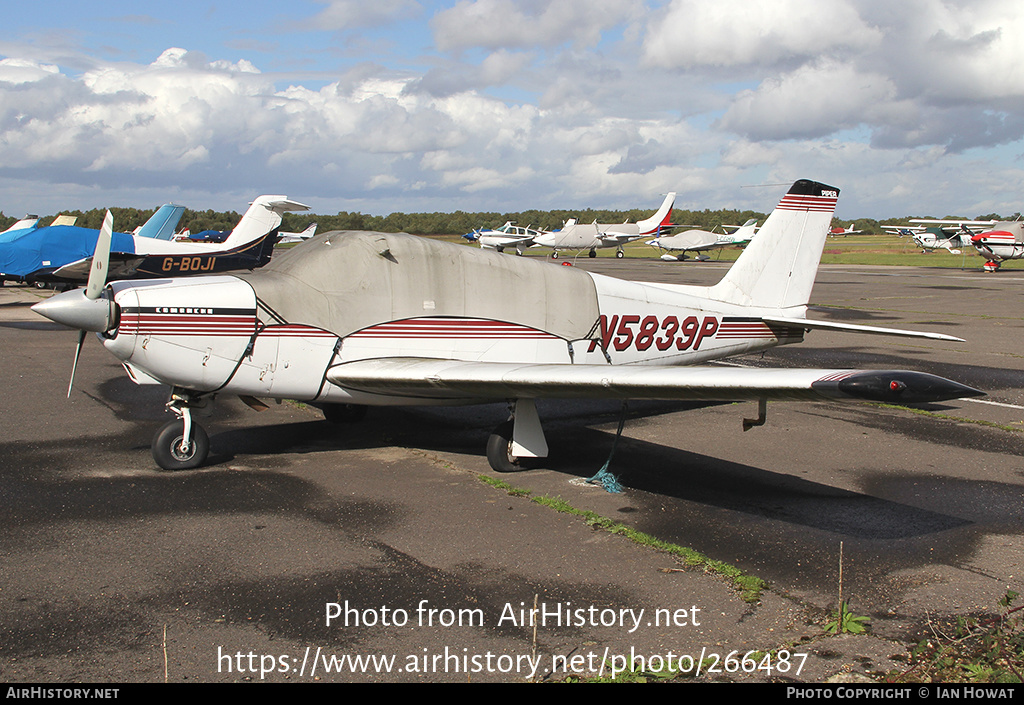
[2,208,1020,237]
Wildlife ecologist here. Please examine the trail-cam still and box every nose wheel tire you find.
[152,420,210,470]
[486,420,525,473]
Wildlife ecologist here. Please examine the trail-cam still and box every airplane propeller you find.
[31,211,116,397]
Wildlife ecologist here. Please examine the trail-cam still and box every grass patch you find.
[478,474,531,497]
[478,475,766,602]
[868,403,1024,434]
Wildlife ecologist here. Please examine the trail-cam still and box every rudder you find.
[708,180,838,311]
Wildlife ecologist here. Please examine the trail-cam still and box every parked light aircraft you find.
[463,222,543,255]
[277,223,318,244]
[829,222,862,236]
[969,222,1024,272]
[1,196,306,285]
[532,192,676,259]
[33,180,981,473]
[647,219,758,261]
[914,226,971,254]
[0,204,184,284]
[889,218,1024,270]
[879,219,987,256]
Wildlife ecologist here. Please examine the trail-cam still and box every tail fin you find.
[222,196,310,249]
[708,180,838,311]
[637,192,676,235]
[731,218,758,241]
[136,204,186,240]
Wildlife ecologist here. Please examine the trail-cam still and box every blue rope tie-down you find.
[585,402,628,493]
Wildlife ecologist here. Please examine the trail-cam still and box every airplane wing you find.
[881,224,924,234]
[326,357,980,404]
[51,253,147,281]
[910,219,996,228]
[484,234,536,247]
[598,228,641,245]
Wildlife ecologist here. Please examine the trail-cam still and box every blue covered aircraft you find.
[0,196,307,285]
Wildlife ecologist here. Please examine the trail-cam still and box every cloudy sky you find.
[1,0,1023,220]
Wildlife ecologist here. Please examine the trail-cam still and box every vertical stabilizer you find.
[637,192,676,235]
[136,204,186,240]
[708,180,838,311]
[222,196,310,249]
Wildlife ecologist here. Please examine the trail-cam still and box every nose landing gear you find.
[152,390,212,470]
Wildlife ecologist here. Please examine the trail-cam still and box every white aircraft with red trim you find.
[829,221,862,236]
[33,180,981,473]
[893,218,1024,270]
[531,192,675,258]
[965,222,1024,272]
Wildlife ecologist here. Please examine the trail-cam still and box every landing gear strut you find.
[151,390,211,470]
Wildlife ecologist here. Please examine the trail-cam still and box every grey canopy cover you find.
[237,230,601,340]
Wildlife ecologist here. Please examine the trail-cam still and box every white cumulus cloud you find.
[642,0,880,69]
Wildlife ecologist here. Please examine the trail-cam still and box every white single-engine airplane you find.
[647,219,758,261]
[829,222,862,236]
[889,218,1024,270]
[463,221,542,255]
[905,219,996,256]
[532,192,676,259]
[33,180,982,473]
[967,221,1024,272]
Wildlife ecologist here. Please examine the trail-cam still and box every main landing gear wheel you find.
[588,249,597,258]
[152,420,209,471]
[551,252,558,259]
[616,249,624,258]
[486,420,525,473]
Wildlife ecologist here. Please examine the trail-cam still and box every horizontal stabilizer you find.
[327,358,981,404]
[762,316,964,342]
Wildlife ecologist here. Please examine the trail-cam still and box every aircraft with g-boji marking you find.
[1,196,307,285]
[32,180,982,473]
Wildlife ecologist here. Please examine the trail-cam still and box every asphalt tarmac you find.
[2,257,1022,683]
